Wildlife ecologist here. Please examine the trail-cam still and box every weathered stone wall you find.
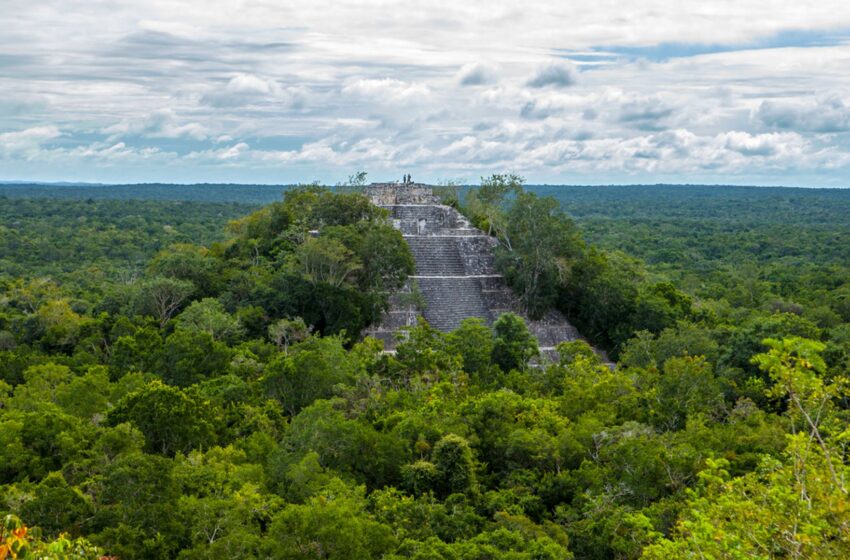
[364,183,440,205]
[364,183,582,355]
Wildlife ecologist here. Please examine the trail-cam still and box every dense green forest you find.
[1,180,849,559]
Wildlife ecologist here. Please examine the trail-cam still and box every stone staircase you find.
[363,182,584,357]
[406,236,467,275]
[417,276,494,331]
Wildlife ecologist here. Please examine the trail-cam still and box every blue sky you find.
[3,1,850,186]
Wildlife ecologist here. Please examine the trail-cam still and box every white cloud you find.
[201,74,307,108]
[4,1,850,183]
[341,78,430,104]
[103,110,210,140]
[227,74,275,95]
[757,96,850,133]
[720,131,802,157]
[0,126,62,157]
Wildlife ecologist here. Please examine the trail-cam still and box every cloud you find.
[227,74,275,95]
[200,74,307,109]
[757,96,850,133]
[194,142,251,161]
[520,100,561,120]
[527,62,578,88]
[617,97,676,130]
[5,1,850,184]
[0,130,177,168]
[102,110,210,140]
[0,126,62,157]
[720,131,802,157]
[457,63,498,86]
[341,78,430,103]
[0,93,50,117]
[67,142,174,163]
[519,102,547,120]
[105,29,296,67]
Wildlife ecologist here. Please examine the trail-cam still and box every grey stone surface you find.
[363,183,582,355]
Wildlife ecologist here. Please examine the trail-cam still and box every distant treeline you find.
[0,182,295,203]
[4,182,850,212]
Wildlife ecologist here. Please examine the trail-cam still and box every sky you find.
[3,1,850,186]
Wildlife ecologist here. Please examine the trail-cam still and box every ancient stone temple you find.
[363,181,581,355]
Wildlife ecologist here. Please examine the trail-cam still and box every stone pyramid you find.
[363,182,582,355]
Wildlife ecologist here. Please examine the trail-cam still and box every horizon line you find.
[1,180,849,190]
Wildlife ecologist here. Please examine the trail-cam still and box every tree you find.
[267,479,396,559]
[394,318,460,382]
[147,243,221,298]
[400,460,440,497]
[467,174,522,237]
[336,171,368,193]
[133,277,195,327]
[107,381,217,456]
[642,355,723,431]
[276,400,407,489]
[18,472,93,537]
[642,452,850,560]
[264,336,357,416]
[109,326,163,377]
[34,299,87,352]
[358,225,415,292]
[496,192,583,317]
[0,513,103,559]
[12,363,73,407]
[491,313,538,372]
[268,317,312,354]
[754,337,847,493]
[644,338,850,559]
[175,298,244,343]
[294,237,362,288]
[160,329,232,387]
[93,452,184,558]
[560,249,641,351]
[55,366,111,418]
[446,318,495,382]
[432,434,477,497]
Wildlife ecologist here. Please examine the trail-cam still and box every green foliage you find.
[268,480,396,559]
[642,338,850,558]
[432,434,477,497]
[400,461,440,497]
[445,318,495,382]
[294,236,363,287]
[0,197,250,288]
[268,316,312,354]
[147,243,223,299]
[491,313,539,372]
[107,381,217,456]
[17,472,93,537]
[496,191,583,318]
[639,355,724,431]
[264,335,357,416]
[132,277,195,328]
[174,298,245,343]
[0,512,103,559]
[219,186,412,340]
[2,182,850,559]
[161,330,232,387]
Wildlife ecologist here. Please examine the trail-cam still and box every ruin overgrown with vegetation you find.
[1,177,849,558]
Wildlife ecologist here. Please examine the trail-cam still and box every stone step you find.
[404,236,467,275]
[416,276,493,331]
